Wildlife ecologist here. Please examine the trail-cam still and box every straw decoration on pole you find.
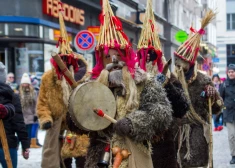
[174,9,216,65]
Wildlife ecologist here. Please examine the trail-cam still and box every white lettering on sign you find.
[43,0,85,25]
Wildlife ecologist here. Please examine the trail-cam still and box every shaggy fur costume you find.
[164,74,189,118]
[126,77,173,142]
[176,72,223,167]
[152,73,189,168]
[84,76,173,168]
[37,69,68,128]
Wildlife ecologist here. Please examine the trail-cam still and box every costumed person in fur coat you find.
[137,1,189,167]
[37,3,89,168]
[66,1,172,167]
[173,10,223,168]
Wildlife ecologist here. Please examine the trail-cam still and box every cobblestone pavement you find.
[16,126,235,168]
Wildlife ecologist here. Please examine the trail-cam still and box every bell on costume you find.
[97,144,110,168]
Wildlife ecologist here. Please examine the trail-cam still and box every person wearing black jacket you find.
[220,64,235,164]
[0,62,16,167]
[0,62,30,168]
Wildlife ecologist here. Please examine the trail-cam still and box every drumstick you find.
[93,109,117,123]
[51,52,78,89]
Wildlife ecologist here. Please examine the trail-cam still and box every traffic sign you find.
[175,31,188,43]
[212,58,220,63]
[74,30,96,53]
[202,64,210,71]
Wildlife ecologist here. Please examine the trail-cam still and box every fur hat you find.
[174,10,216,67]
[137,0,163,73]
[0,62,6,83]
[21,73,31,84]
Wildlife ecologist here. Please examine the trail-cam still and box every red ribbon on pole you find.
[198,28,206,35]
[56,37,66,48]
[149,20,154,32]
[190,27,196,33]
[58,2,64,11]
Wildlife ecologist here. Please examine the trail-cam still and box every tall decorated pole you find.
[0,120,12,167]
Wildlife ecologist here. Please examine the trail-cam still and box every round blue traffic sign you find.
[74,30,96,53]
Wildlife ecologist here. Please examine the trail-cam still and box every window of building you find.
[8,23,39,37]
[0,23,5,36]
[28,24,39,37]
[227,14,235,30]
[227,44,235,57]
[114,0,136,23]
[43,26,54,40]
[226,0,235,30]
[8,23,26,36]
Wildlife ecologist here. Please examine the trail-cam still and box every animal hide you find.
[152,73,189,168]
[176,72,223,167]
[126,77,173,142]
[37,69,68,128]
[164,73,189,118]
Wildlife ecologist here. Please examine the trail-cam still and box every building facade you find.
[0,0,101,83]
[0,0,218,83]
[216,0,235,78]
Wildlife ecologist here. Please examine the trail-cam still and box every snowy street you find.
[15,126,235,168]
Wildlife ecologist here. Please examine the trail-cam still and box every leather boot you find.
[230,156,235,164]
[30,138,41,148]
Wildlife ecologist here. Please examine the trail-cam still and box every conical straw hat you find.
[137,0,161,50]
[96,0,130,51]
[137,0,163,72]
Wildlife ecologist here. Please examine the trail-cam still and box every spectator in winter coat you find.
[212,74,223,131]
[0,62,25,168]
[220,64,235,164]
[6,73,19,94]
[19,73,40,148]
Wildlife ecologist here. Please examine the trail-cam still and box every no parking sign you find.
[74,30,96,53]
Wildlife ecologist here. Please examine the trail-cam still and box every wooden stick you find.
[93,109,117,124]
[51,52,78,89]
[0,120,12,168]
[208,98,213,168]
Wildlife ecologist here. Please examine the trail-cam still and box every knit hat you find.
[0,62,6,83]
[92,0,136,79]
[228,64,235,71]
[137,0,163,72]
[174,10,216,67]
[21,73,31,84]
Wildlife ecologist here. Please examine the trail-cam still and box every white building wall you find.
[216,0,235,78]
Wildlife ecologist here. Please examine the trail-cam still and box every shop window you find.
[0,24,5,36]
[8,23,26,36]
[28,25,39,37]
[26,43,44,77]
[44,26,54,40]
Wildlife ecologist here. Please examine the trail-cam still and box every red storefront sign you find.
[42,0,85,25]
